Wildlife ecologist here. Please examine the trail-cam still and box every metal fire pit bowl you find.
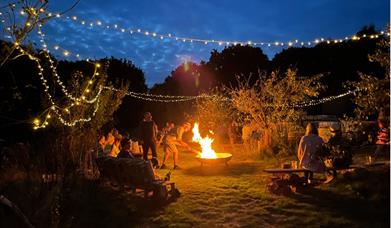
[196,153,232,166]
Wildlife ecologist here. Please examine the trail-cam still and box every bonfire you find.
[192,122,232,165]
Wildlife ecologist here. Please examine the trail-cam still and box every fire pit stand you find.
[195,152,232,166]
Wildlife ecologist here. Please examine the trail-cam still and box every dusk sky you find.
[3,0,390,86]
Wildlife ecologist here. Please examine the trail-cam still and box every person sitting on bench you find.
[297,123,326,184]
[117,139,135,159]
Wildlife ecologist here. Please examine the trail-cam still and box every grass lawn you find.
[72,144,388,228]
[1,144,389,227]
[145,145,389,227]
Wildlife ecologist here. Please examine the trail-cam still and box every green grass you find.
[1,144,389,227]
[145,145,389,227]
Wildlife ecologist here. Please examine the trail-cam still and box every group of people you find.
[139,112,193,169]
[227,120,256,145]
[297,118,390,184]
[97,128,137,159]
[97,112,193,170]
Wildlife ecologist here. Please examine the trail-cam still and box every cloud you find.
[18,0,387,87]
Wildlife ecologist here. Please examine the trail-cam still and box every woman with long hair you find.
[297,122,325,183]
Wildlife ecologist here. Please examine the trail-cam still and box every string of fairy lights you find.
[13,43,104,129]
[37,25,210,103]
[37,24,102,104]
[2,5,389,50]
[58,13,389,48]
[0,3,384,129]
[288,90,356,108]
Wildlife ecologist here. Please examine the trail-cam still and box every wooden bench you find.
[96,157,179,202]
[265,161,389,189]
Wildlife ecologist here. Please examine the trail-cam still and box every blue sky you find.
[2,0,390,86]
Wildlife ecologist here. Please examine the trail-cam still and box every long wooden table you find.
[263,168,310,174]
[263,168,335,184]
[264,161,389,187]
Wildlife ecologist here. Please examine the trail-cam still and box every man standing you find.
[139,112,158,167]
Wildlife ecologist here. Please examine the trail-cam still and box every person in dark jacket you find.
[139,112,158,167]
[117,140,135,159]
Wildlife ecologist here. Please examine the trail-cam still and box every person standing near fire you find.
[139,112,159,167]
[160,122,192,170]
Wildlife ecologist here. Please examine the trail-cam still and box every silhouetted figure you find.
[139,112,158,167]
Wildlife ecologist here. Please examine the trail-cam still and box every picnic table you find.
[263,167,335,184]
[263,167,323,194]
[263,168,311,176]
[264,161,389,193]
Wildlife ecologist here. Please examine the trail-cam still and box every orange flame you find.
[192,122,217,159]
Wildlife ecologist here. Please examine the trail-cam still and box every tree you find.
[206,45,269,87]
[44,61,129,172]
[229,69,324,154]
[271,25,384,115]
[105,58,148,131]
[0,1,136,173]
[194,90,235,141]
[347,29,390,120]
[147,61,212,126]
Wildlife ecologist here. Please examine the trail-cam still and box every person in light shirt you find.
[297,122,325,184]
[160,122,192,170]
